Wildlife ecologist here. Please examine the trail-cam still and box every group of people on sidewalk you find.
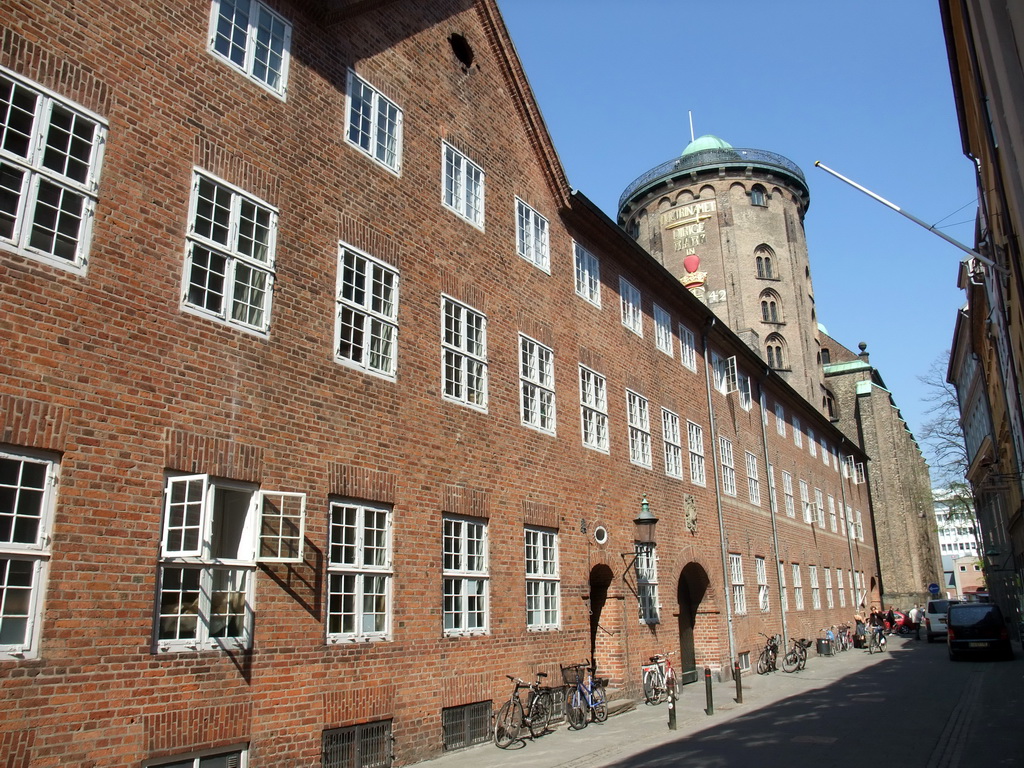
[852,604,926,645]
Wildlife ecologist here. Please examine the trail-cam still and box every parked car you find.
[925,598,960,642]
[946,602,1013,660]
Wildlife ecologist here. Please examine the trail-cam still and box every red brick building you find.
[0,1,877,765]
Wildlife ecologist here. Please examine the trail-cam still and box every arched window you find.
[750,185,767,207]
[759,289,782,323]
[766,334,787,370]
[821,348,831,365]
[755,245,775,279]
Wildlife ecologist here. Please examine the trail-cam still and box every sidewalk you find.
[413,639,899,768]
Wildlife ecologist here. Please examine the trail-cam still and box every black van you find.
[946,602,1013,660]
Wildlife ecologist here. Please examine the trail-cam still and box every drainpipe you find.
[757,376,788,647]
[702,318,736,673]
[838,444,861,607]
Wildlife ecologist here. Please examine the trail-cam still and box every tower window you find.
[750,186,767,206]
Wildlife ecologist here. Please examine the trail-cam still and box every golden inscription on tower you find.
[661,200,716,252]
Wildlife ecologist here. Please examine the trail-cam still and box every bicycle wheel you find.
[527,691,552,737]
[566,688,588,730]
[638,671,655,708]
[868,635,877,654]
[591,685,608,723]
[798,650,807,670]
[493,700,522,748]
[756,649,771,675]
[782,650,800,673]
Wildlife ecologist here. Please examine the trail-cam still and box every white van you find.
[925,598,960,642]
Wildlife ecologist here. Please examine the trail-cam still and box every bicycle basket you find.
[561,665,585,685]
[595,677,609,688]
[797,638,813,649]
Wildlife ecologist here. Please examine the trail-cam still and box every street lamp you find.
[635,495,659,547]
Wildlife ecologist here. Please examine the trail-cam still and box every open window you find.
[157,475,305,651]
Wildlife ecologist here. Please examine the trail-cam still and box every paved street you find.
[414,636,1024,768]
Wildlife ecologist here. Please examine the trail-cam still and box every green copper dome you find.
[682,134,733,156]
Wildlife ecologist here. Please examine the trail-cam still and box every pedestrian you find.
[854,607,867,646]
[885,605,896,634]
[908,604,922,640]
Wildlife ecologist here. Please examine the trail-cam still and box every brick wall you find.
[0,1,879,765]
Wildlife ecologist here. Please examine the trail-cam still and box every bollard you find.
[704,666,714,715]
[668,676,677,730]
[734,660,743,703]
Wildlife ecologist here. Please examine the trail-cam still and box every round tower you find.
[617,135,825,409]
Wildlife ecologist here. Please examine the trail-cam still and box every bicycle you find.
[641,652,677,703]
[835,624,852,652]
[756,633,782,675]
[562,663,608,729]
[782,637,812,672]
[867,625,887,654]
[493,672,554,748]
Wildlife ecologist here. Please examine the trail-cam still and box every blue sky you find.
[496,0,974,464]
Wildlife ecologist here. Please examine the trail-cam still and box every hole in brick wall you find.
[449,33,474,69]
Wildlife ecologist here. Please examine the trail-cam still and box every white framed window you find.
[442,142,484,227]
[573,241,601,306]
[336,243,399,378]
[626,390,652,468]
[442,296,487,410]
[634,543,659,624]
[183,170,277,333]
[828,495,837,532]
[779,560,787,609]
[824,566,834,609]
[153,747,248,768]
[792,563,803,610]
[800,480,811,523]
[662,408,683,479]
[756,556,769,613]
[442,516,488,635]
[814,488,825,527]
[209,0,291,96]
[854,463,866,485]
[579,365,609,452]
[821,438,829,465]
[0,449,56,659]
[679,324,697,371]
[654,304,673,356]
[157,474,305,652]
[520,334,556,434]
[782,471,795,517]
[729,554,746,615]
[768,463,777,514]
[855,570,865,608]
[738,371,752,410]
[837,568,846,607]
[808,428,817,457]
[687,421,706,486]
[525,527,559,630]
[745,451,760,505]
[842,455,853,479]
[345,70,402,173]
[793,416,803,448]
[516,198,549,272]
[775,403,786,436]
[855,510,864,541]
[619,277,642,336]
[719,436,736,496]
[0,68,106,271]
[711,351,738,394]
[810,566,821,610]
[327,501,392,642]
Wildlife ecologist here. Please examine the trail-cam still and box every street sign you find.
[928,582,940,595]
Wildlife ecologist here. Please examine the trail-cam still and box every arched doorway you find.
[676,562,710,685]
[588,564,614,672]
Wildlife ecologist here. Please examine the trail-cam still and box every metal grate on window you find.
[323,721,392,768]
[441,701,491,751]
